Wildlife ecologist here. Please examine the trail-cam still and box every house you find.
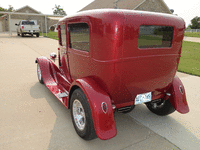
[79,0,172,14]
[0,5,63,33]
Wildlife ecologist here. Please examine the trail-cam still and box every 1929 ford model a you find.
[35,9,189,140]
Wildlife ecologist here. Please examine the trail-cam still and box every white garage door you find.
[0,21,2,32]
[10,19,22,32]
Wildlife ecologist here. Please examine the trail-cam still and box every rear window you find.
[138,25,174,49]
[22,21,35,25]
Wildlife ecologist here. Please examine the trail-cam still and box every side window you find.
[68,23,89,52]
[60,25,66,46]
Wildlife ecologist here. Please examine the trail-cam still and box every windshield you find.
[22,21,35,25]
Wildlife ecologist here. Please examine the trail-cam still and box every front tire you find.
[70,88,97,140]
[37,64,44,84]
[146,99,175,116]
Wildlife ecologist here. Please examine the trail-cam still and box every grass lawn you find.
[184,32,200,38]
[40,32,59,40]
[178,41,200,76]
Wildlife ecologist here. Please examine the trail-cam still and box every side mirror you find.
[50,52,57,62]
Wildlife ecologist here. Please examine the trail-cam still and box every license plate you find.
[135,92,152,105]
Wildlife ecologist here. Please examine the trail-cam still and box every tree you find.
[190,16,200,29]
[52,5,67,16]
[0,5,15,16]
[7,5,15,12]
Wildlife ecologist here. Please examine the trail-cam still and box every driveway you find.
[0,33,199,150]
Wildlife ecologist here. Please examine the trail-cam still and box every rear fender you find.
[35,56,60,85]
[168,76,189,114]
[70,77,117,140]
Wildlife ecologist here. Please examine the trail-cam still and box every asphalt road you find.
[0,33,199,150]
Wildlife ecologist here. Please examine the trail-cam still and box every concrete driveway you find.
[0,33,199,150]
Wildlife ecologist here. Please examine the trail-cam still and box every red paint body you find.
[36,9,189,140]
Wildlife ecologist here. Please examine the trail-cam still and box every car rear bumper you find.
[22,30,40,34]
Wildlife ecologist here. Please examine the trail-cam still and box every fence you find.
[185,29,200,32]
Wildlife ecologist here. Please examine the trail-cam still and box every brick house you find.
[0,5,63,33]
[79,0,172,14]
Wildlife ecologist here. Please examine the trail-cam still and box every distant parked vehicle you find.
[15,20,40,37]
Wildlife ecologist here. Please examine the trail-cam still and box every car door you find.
[67,23,91,80]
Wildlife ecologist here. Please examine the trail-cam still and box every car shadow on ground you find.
[29,83,198,150]
[128,104,200,150]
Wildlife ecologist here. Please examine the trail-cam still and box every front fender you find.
[168,76,189,114]
[70,77,117,140]
[35,56,60,85]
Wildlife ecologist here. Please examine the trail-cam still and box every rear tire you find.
[36,33,40,37]
[70,88,97,140]
[146,99,175,116]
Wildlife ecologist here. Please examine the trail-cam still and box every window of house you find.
[60,25,66,46]
[69,23,89,52]
[138,25,174,49]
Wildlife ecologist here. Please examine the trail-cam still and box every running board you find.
[58,91,69,98]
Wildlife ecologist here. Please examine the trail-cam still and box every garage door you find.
[0,21,2,32]
[10,19,22,32]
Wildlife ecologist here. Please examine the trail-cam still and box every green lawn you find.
[184,32,200,38]
[178,41,200,76]
[40,32,59,40]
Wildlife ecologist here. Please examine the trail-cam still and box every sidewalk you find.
[184,36,200,43]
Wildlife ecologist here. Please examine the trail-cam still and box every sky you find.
[1,0,200,27]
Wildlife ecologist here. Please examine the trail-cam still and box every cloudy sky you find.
[1,0,200,27]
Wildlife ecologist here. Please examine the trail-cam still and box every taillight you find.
[22,26,24,29]
[39,27,40,30]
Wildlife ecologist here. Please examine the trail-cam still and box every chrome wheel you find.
[37,64,42,81]
[70,88,96,140]
[72,99,86,131]
[37,64,44,84]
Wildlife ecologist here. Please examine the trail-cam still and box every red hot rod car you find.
[35,9,189,140]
